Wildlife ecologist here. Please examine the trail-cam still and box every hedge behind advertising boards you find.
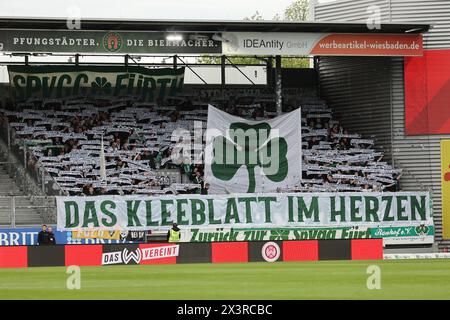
[56,192,432,231]
[8,65,184,102]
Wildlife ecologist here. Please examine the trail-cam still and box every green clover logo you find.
[211,122,288,193]
[91,77,112,95]
[415,225,429,235]
[269,229,290,240]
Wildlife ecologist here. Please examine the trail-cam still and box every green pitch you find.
[0,260,449,299]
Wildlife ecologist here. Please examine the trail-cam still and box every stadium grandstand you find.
[0,12,444,264]
[0,87,402,198]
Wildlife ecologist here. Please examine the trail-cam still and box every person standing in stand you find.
[167,223,181,243]
[37,224,49,245]
[47,226,56,245]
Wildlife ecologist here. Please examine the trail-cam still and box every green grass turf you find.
[0,260,449,299]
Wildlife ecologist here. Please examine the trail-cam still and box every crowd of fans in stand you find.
[0,88,402,196]
[298,112,402,192]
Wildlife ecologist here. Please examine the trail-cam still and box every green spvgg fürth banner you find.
[56,192,433,231]
[8,65,184,102]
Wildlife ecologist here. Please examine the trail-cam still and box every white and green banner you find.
[8,65,184,102]
[204,105,302,194]
[56,192,432,231]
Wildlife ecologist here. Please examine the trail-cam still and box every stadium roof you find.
[0,17,430,34]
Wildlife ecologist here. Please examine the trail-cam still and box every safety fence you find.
[0,195,56,228]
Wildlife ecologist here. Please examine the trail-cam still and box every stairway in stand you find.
[0,163,43,227]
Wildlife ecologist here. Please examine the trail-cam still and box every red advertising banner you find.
[65,245,103,267]
[351,239,384,260]
[282,240,319,261]
[138,243,177,265]
[405,49,450,135]
[310,34,423,57]
[211,242,248,263]
[0,246,27,268]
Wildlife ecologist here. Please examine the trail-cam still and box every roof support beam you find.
[275,55,282,115]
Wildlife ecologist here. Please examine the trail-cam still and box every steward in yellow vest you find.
[167,223,181,243]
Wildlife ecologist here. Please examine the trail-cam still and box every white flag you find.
[204,105,302,194]
[100,136,107,181]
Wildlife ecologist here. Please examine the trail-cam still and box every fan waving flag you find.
[204,105,302,194]
[99,136,107,182]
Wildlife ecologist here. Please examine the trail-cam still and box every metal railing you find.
[0,195,56,228]
[0,116,64,197]
[22,144,64,196]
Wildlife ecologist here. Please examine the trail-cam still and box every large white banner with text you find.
[57,192,433,231]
